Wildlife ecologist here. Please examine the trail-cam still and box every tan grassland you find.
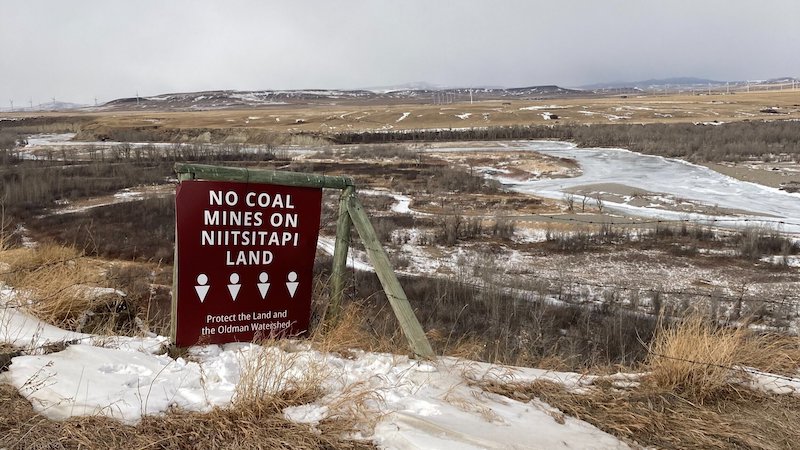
[5,90,800,139]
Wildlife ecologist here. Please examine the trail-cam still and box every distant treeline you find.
[330,121,800,162]
[0,162,173,216]
[0,116,92,138]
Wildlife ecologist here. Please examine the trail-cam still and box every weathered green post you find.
[327,185,354,325]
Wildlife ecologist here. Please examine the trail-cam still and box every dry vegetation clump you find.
[310,301,395,356]
[341,144,417,161]
[0,244,148,335]
[0,244,101,328]
[646,315,800,402]
[481,379,800,450]
[0,162,173,217]
[337,270,658,370]
[476,318,800,449]
[541,222,799,264]
[233,340,328,411]
[0,383,374,450]
[734,226,800,261]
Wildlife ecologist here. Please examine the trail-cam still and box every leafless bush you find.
[0,162,173,217]
[343,267,658,369]
[490,218,515,240]
[426,167,499,194]
[734,227,800,260]
[563,193,575,212]
[34,196,175,262]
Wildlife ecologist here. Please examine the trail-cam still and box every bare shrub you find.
[426,167,499,194]
[593,193,604,212]
[563,193,575,212]
[34,196,175,263]
[490,218,515,240]
[346,269,658,369]
[735,227,800,260]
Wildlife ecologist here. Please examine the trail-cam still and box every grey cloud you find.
[1,0,798,105]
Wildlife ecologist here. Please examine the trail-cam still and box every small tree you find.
[594,193,604,213]
[564,193,575,212]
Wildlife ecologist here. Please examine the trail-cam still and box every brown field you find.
[4,90,800,142]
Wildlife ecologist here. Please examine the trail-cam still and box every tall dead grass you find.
[234,337,384,440]
[0,244,131,333]
[483,379,800,450]
[233,340,328,411]
[477,316,800,448]
[647,315,800,402]
[310,300,397,356]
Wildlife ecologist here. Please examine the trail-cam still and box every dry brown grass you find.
[0,244,111,330]
[233,339,328,410]
[52,90,800,141]
[647,315,800,402]
[474,316,800,449]
[0,383,374,450]
[234,336,387,439]
[479,379,800,450]
[310,300,399,356]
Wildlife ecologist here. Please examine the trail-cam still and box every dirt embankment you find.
[702,162,800,191]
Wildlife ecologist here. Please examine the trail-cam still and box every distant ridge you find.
[98,85,586,111]
[580,77,725,90]
[579,76,800,93]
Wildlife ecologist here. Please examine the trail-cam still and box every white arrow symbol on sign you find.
[257,272,270,300]
[227,273,241,301]
[195,274,210,303]
[286,271,299,298]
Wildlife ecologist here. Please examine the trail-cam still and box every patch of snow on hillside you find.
[519,105,569,111]
[455,113,472,120]
[317,237,373,272]
[0,286,91,348]
[396,112,410,123]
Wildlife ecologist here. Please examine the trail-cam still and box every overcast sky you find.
[2,0,799,105]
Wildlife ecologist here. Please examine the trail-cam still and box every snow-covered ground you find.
[1,285,629,449]
[4,281,799,448]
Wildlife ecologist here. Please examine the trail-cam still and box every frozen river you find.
[476,141,800,235]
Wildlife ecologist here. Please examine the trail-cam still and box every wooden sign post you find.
[172,163,434,359]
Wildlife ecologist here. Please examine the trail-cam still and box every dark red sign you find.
[174,180,322,346]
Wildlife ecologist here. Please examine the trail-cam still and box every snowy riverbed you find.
[468,141,800,235]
